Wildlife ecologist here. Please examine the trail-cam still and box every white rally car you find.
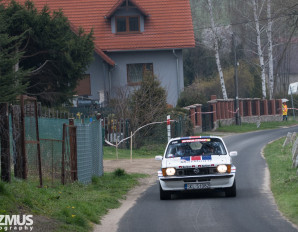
[155,136,237,200]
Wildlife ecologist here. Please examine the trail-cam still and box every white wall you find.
[107,49,184,106]
[85,52,109,101]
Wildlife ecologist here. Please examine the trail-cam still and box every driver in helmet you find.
[203,143,214,154]
[176,145,186,156]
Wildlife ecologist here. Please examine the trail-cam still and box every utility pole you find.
[290,86,295,120]
[233,33,240,125]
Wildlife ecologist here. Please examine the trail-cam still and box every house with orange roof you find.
[12,0,195,106]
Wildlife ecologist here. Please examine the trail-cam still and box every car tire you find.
[225,179,236,197]
[160,184,171,200]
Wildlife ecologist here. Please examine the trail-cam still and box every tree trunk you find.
[253,0,267,99]
[207,0,228,100]
[267,0,274,99]
[11,105,23,178]
[0,103,11,182]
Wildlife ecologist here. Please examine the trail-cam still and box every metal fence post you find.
[20,95,27,179]
[61,123,66,185]
[69,119,78,181]
[130,131,133,162]
[179,115,183,137]
[34,100,43,187]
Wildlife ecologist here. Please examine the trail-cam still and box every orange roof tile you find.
[8,0,195,63]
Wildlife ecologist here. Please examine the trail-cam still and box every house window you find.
[127,63,153,86]
[116,16,140,33]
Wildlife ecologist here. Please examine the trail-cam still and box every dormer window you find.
[116,16,140,33]
[121,0,134,7]
[106,0,148,34]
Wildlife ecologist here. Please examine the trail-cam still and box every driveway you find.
[94,158,160,232]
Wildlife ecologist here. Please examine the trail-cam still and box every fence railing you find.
[76,120,103,184]
[1,96,192,185]
[0,96,104,185]
[102,118,130,145]
[184,97,285,132]
[283,132,298,172]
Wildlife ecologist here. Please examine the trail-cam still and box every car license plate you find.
[185,183,210,190]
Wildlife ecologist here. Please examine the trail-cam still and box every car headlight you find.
[217,165,231,173]
[162,168,176,176]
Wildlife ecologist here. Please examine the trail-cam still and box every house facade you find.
[15,0,195,106]
[274,38,298,95]
[87,49,184,106]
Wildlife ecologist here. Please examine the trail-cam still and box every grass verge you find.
[0,170,146,232]
[216,119,297,133]
[264,138,298,226]
[104,143,165,160]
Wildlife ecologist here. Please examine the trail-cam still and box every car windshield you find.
[165,138,227,158]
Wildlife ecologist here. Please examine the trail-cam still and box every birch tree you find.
[266,0,274,99]
[232,0,295,99]
[232,0,271,99]
[206,0,228,100]
[252,0,267,99]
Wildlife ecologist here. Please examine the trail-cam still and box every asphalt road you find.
[118,126,298,232]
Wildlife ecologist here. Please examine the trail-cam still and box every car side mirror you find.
[229,151,238,157]
[155,155,163,161]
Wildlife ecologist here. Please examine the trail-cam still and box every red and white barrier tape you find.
[189,111,216,117]
[228,108,239,114]
[105,120,176,147]
[190,108,239,117]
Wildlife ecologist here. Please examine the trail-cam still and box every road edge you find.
[93,175,157,232]
[261,140,298,230]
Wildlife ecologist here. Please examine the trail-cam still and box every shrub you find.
[129,73,168,147]
[177,84,207,107]
[178,61,257,108]
[113,168,126,177]
[0,181,8,195]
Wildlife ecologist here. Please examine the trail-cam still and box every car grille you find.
[176,167,217,176]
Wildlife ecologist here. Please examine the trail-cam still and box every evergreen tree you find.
[2,0,94,105]
[129,73,167,147]
[130,73,167,127]
[0,4,28,102]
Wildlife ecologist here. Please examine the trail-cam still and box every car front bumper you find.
[159,174,235,191]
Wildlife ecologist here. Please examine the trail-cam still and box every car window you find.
[165,138,227,158]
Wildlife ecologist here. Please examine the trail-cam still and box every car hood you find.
[162,155,231,168]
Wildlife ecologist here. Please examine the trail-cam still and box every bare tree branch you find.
[30,60,51,74]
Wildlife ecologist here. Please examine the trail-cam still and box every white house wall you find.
[85,52,109,101]
[85,50,184,107]
[108,49,184,106]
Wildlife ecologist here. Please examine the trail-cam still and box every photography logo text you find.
[0,215,33,231]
